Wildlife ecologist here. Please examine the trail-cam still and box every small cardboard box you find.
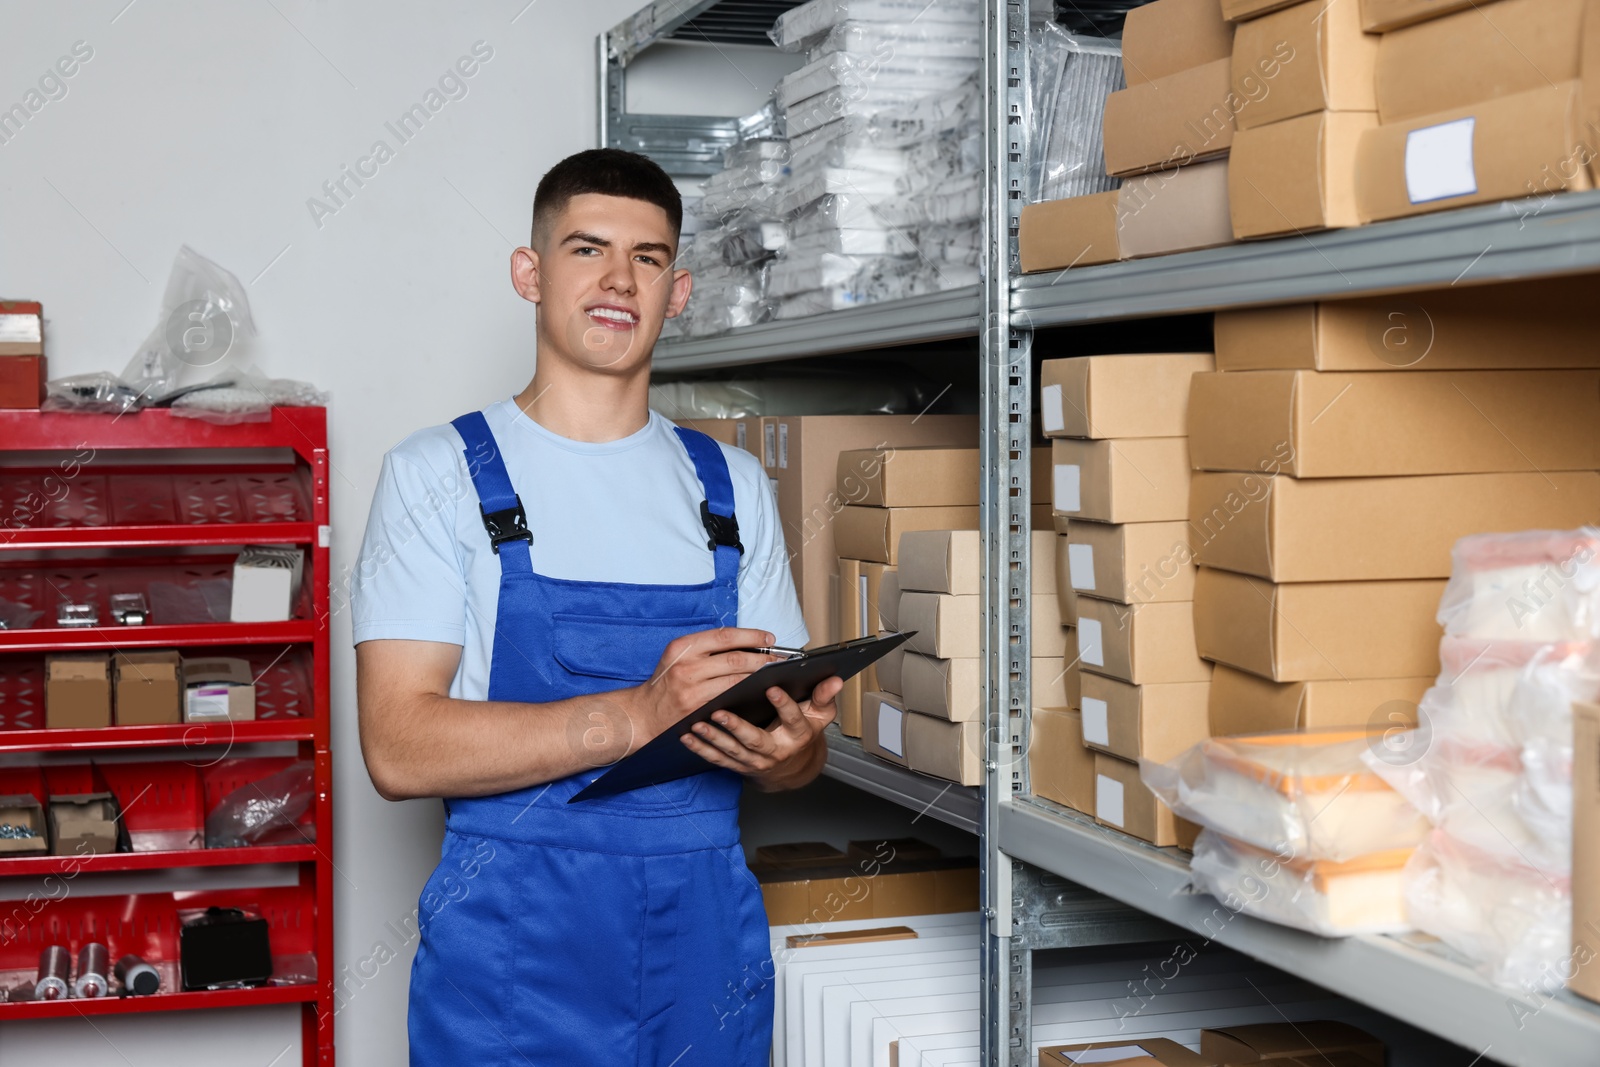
[1193,567,1444,681]
[1066,520,1196,606]
[905,711,982,786]
[46,654,112,729]
[1043,1038,1216,1066]
[862,691,911,767]
[1200,1020,1384,1063]
[0,355,47,409]
[231,545,305,623]
[898,529,1058,596]
[1188,369,1600,477]
[1122,0,1235,84]
[1093,753,1184,846]
[1229,110,1376,237]
[834,505,980,565]
[1190,470,1600,581]
[1018,191,1124,273]
[839,558,896,699]
[1209,663,1430,735]
[0,794,48,855]
[1116,160,1235,258]
[901,592,1062,659]
[1223,0,1300,20]
[114,650,183,726]
[673,417,758,457]
[1232,0,1378,129]
[0,300,43,356]
[182,657,256,722]
[1030,707,1097,815]
[1052,438,1192,523]
[1035,652,1073,707]
[838,674,863,738]
[1572,700,1600,1003]
[1064,651,1083,710]
[1102,59,1237,176]
[1360,0,1492,31]
[902,653,981,721]
[756,857,979,926]
[48,792,121,857]
[1080,673,1211,762]
[837,446,979,508]
[1355,82,1593,223]
[1076,597,1212,684]
[1040,354,1214,440]
[877,645,906,696]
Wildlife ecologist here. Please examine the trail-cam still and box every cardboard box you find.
[879,569,902,630]
[903,653,981,721]
[862,691,911,767]
[1030,707,1097,814]
[231,545,304,623]
[182,657,256,722]
[905,711,983,786]
[46,654,112,730]
[1232,0,1378,130]
[784,925,918,949]
[764,414,977,644]
[1200,1020,1385,1063]
[1035,652,1072,707]
[1229,110,1376,237]
[1018,191,1124,273]
[1355,82,1593,223]
[0,300,43,356]
[1193,568,1444,680]
[1066,520,1196,607]
[834,505,980,565]
[1375,0,1586,123]
[1052,438,1192,523]
[753,841,848,869]
[838,674,863,737]
[1077,597,1211,684]
[1093,753,1183,846]
[1064,651,1083,710]
[0,355,46,409]
[674,417,758,457]
[1043,1038,1215,1066]
[1116,160,1235,258]
[839,558,895,698]
[48,792,120,857]
[837,446,978,508]
[877,645,906,695]
[901,592,1063,658]
[1572,700,1600,1003]
[757,858,980,926]
[1080,674,1211,762]
[899,529,1057,596]
[1123,0,1234,84]
[1223,0,1300,21]
[1213,278,1600,371]
[1102,59,1237,176]
[1210,663,1430,735]
[0,794,47,855]
[1190,470,1600,581]
[1188,369,1600,477]
[847,837,942,862]
[1360,0,1492,30]
[1040,354,1214,439]
[114,650,184,726]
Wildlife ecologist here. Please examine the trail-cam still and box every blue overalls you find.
[406,412,774,1066]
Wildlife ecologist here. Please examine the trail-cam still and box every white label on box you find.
[778,422,789,469]
[1041,383,1065,435]
[1053,464,1081,513]
[735,422,747,450]
[0,313,42,342]
[1067,543,1096,591]
[1405,117,1476,204]
[763,423,777,468]
[1082,697,1110,746]
[1096,775,1125,828]
[859,575,869,637]
[186,687,232,721]
[878,701,905,757]
[1078,617,1104,667]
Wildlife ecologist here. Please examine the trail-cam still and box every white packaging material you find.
[771,0,981,52]
[777,51,979,110]
[1027,23,1124,203]
[785,85,949,136]
[230,545,304,623]
[1437,528,1600,641]
[812,19,981,60]
[786,227,918,257]
[1142,730,1430,862]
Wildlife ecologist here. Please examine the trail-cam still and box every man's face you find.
[514,192,691,375]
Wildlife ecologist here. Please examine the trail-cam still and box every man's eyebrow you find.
[560,231,610,247]
[631,241,674,256]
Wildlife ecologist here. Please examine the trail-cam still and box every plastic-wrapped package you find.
[784,84,953,136]
[1142,730,1430,862]
[1437,528,1600,641]
[1404,829,1571,992]
[649,370,941,419]
[1188,830,1414,936]
[205,762,315,847]
[168,376,328,425]
[768,251,902,297]
[1026,22,1123,203]
[810,19,982,61]
[771,0,981,52]
[878,171,982,226]
[776,51,978,111]
[785,227,917,257]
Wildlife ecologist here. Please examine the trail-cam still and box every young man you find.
[353,148,838,1065]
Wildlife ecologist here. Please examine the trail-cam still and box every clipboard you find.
[569,631,913,802]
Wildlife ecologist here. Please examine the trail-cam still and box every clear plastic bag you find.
[1026,22,1123,204]
[771,0,981,52]
[777,50,978,110]
[205,761,315,848]
[167,376,328,425]
[810,19,982,61]
[1437,528,1600,641]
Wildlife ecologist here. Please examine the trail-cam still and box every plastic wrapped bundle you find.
[697,138,790,222]
[810,19,982,61]
[1027,23,1124,203]
[776,51,978,111]
[771,0,981,52]
[1437,528,1600,641]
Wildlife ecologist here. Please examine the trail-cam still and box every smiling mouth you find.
[586,306,639,330]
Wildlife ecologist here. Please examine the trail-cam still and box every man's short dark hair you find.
[530,148,682,247]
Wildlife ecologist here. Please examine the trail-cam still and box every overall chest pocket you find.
[550,613,719,684]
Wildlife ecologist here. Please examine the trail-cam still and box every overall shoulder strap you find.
[451,411,533,572]
[672,427,742,619]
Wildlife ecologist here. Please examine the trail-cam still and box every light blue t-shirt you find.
[351,400,807,701]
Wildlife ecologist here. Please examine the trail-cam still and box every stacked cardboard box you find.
[0,301,45,410]
[672,417,760,459]
[1043,353,1214,847]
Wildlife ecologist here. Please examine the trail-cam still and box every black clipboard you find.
[569,631,913,802]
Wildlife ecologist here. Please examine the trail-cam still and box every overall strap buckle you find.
[480,501,533,554]
[699,500,743,556]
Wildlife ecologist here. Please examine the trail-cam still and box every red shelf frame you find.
[0,408,334,1065]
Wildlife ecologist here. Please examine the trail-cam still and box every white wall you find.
[0,1,774,1062]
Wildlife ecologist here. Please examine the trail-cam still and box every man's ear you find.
[665,267,692,319]
[511,246,541,304]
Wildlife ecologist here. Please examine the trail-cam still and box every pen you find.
[737,646,807,660]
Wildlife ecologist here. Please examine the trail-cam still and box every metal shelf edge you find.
[0,983,317,1020]
[0,844,318,877]
[822,728,980,834]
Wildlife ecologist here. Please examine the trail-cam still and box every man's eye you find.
[636,256,660,267]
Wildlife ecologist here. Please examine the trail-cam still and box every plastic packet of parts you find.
[1187,829,1414,936]
[1027,23,1124,204]
[205,761,315,848]
[1404,828,1571,992]
[1437,528,1600,641]
[1141,729,1431,863]
[167,376,327,425]
[770,0,981,52]
[810,19,982,61]
[776,51,979,111]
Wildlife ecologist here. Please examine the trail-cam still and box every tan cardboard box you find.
[1018,191,1124,273]
[114,650,183,726]
[1030,707,1097,814]
[45,654,111,730]
[1040,354,1215,440]
[837,446,978,508]
[1080,673,1211,762]
[899,529,1057,596]
[838,559,864,734]
[862,690,910,767]
[757,858,980,926]
[1102,59,1237,176]
[1044,1039,1215,1067]
[901,592,1062,658]
[1232,0,1378,129]
[1094,753,1183,846]
[1229,110,1375,238]
[1077,597,1212,684]
[839,557,895,697]
[674,417,759,458]
[49,793,120,857]
[905,711,983,786]
[1200,1020,1385,1063]
[1213,279,1600,371]
[1116,160,1236,258]
[1375,0,1586,123]
[1188,369,1600,477]
[1123,0,1235,84]
[1355,82,1593,223]
[1064,651,1083,710]
[1190,469,1600,581]
[1361,0,1494,31]
[1572,699,1600,1004]
[1223,0,1301,20]
[1193,567,1445,680]
[835,505,980,565]
[1067,520,1196,606]
[182,656,257,722]
[879,569,901,631]
[838,675,863,737]
[1035,652,1073,707]
[0,795,47,855]
[877,645,906,696]
[902,653,981,721]
[1052,438,1192,523]
[1209,663,1429,735]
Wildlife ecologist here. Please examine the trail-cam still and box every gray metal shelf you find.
[652,286,982,371]
[1013,189,1600,329]
[820,726,981,835]
[1001,796,1600,1067]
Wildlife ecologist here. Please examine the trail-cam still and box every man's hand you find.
[621,627,781,756]
[680,675,842,792]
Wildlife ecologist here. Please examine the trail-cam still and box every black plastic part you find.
[479,501,533,554]
[699,499,743,555]
[179,907,273,991]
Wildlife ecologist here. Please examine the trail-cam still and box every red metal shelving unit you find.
[0,408,334,1065]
